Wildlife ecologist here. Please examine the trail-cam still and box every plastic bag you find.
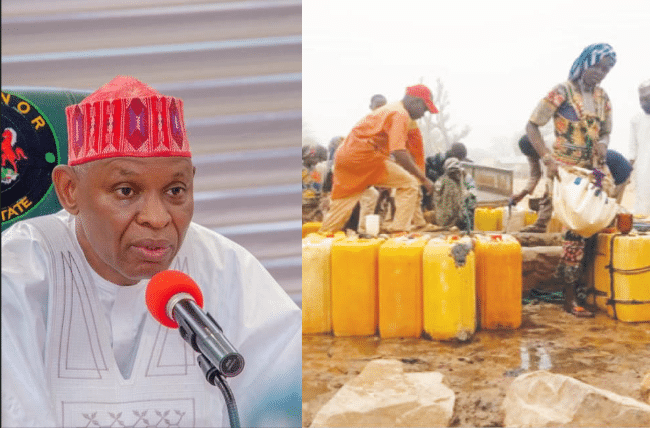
[552,166,620,238]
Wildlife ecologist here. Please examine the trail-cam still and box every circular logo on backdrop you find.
[1,91,59,225]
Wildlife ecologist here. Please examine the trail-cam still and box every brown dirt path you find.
[302,303,650,427]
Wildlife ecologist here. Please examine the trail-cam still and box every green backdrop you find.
[2,88,90,232]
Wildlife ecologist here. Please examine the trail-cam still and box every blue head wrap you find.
[568,43,616,81]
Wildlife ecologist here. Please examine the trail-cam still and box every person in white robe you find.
[1,76,301,428]
[629,79,650,216]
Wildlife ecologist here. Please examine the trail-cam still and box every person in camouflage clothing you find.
[434,157,475,230]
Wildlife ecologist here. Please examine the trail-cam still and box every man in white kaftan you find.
[1,76,301,428]
[629,79,650,216]
[2,212,301,428]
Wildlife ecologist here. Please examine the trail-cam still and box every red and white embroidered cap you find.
[65,76,191,166]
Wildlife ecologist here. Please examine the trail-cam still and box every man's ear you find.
[52,165,80,215]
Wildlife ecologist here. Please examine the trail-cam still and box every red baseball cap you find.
[405,84,439,114]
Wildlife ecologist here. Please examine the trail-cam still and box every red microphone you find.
[146,270,203,328]
[146,270,244,377]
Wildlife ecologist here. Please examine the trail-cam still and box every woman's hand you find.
[595,142,608,166]
[542,153,559,178]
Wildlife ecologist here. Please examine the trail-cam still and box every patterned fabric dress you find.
[434,174,462,227]
[531,81,612,169]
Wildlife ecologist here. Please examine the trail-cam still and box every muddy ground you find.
[302,302,650,427]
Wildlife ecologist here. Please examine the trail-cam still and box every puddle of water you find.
[504,343,552,376]
[538,346,552,370]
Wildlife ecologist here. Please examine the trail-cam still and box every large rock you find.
[521,246,562,293]
[310,359,455,427]
[503,370,650,427]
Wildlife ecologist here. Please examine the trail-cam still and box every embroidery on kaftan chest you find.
[52,253,196,379]
[48,245,208,427]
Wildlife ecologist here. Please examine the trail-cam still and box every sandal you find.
[566,303,595,318]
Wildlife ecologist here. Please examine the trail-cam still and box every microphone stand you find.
[198,354,241,428]
[170,299,244,428]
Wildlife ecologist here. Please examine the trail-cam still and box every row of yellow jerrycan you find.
[586,232,650,323]
[302,231,523,339]
[474,207,564,233]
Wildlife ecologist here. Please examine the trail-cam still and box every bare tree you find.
[418,78,470,157]
[302,119,321,147]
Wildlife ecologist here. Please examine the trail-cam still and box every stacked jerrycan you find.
[474,234,522,329]
[423,236,476,341]
[302,233,337,334]
[474,207,504,232]
[378,236,428,338]
[588,232,650,322]
[331,236,385,336]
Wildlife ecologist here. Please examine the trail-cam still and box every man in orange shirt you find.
[320,85,437,233]
[406,118,428,229]
[356,94,387,233]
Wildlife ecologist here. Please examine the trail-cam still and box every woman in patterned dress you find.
[525,43,617,317]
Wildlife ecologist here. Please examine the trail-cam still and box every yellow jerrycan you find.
[474,234,522,329]
[503,207,526,233]
[524,210,538,226]
[331,237,384,336]
[302,234,338,334]
[378,236,429,338]
[588,233,650,322]
[546,215,564,233]
[423,235,476,340]
[302,221,322,238]
[474,207,504,232]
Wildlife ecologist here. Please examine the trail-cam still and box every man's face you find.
[74,157,194,285]
[404,97,428,120]
[640,91,650,115]
[370,96,387,111]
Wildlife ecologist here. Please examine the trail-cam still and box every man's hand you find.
[422,177,435,194]
[319,194,331,212]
